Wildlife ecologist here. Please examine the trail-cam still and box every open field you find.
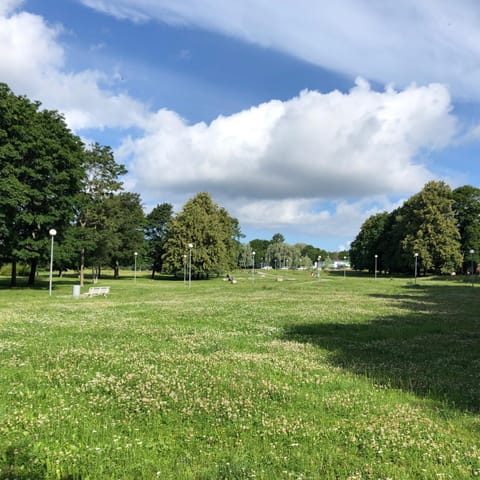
[0,270,479,479]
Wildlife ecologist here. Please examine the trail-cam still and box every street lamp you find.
[470,249,475,287]
[183,254,187,285]
[188,243,193,288]
[414,252,418,285]
[252,251,256,282]
[48,228,57,296]
[317,256,321,279]
[374,254,378,280]
[134,252,138,284]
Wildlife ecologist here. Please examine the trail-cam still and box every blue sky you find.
[2,0,480,250]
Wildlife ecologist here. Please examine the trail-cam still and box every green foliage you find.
[299,244,328,265]
[103,192,145,277]
[237,243,253,268]
[248,239,269,267]
[0,83,86,285]
[401,181,462,274]
[73,143,132,280]
[162,193,238,278]
[145,203,174,278]
[352,182,463,275]
[453,185,480,270]
[271,232,285,244]
[265,241,301,269]
[350,212,389,271]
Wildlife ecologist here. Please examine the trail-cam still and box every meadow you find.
[0,269,479,479]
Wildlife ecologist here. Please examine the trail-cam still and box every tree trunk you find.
[10,258,17,287]
[113,261,119,279]
[27,257,38,286]
[151,268,156,280]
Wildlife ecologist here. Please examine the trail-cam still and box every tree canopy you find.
[3,83,478,284]
[162,193,239,278]
[145,203,174,279]
[351,181,467,275]
[453,185,480,269]
[0,83,86,285]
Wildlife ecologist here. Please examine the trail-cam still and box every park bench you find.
[85,286,110,297]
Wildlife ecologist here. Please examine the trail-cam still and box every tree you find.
[162,193,239,278]
[145,203,173,279]
[249,239,270,267]
[238,243,253,269]
[265,241,298,269]
[298,254,313,269]
[350,212,389,272]
[401,181,462,274]
[75,143,128,284]
[271,233,285,244]
[300,244,328,265]
[102,192,145,278]
[453,185,480,272]
[378,208,409,274]
[0,83,85,286]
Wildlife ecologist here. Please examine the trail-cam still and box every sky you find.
[2,0,480,251]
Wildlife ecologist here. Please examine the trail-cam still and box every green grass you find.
[0,270,479,479]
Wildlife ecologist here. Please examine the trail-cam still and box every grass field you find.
[0,270,479,479]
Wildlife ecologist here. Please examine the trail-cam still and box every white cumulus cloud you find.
[0,3,149,131]
[121,79,455,205]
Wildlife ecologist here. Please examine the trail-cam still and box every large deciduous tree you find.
[350,182,463,275]
[75,143,128,284]
[453,185,480,271]
[103,192,145,278]
[0,83,85,286]
[145,203,173,279]
[401,181,462,274]
[249,239,270,268]
[162,193,238,278]
[350,212,389,272]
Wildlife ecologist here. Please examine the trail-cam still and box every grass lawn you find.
[0,270,479,479]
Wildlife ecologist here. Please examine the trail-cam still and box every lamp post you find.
[188,243,193,288]
[374,254,378,280]
[414,252,418,285]
[183,254,187,285]
[317,256,321,279]
[48,228,57,296]
[470,249,475,287]
[133,252,138,284]
[252,251,256,283]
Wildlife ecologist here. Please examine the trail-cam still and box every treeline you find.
[12,83,471,285]
[350,181,480,275]
[0,84,247,285]
[238,233,347,270]
[0,82,146,286]
[3,83,328,286]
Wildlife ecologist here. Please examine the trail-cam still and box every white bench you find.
[85,286,110,297]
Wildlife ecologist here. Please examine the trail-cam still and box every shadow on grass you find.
[283,284,480,412]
